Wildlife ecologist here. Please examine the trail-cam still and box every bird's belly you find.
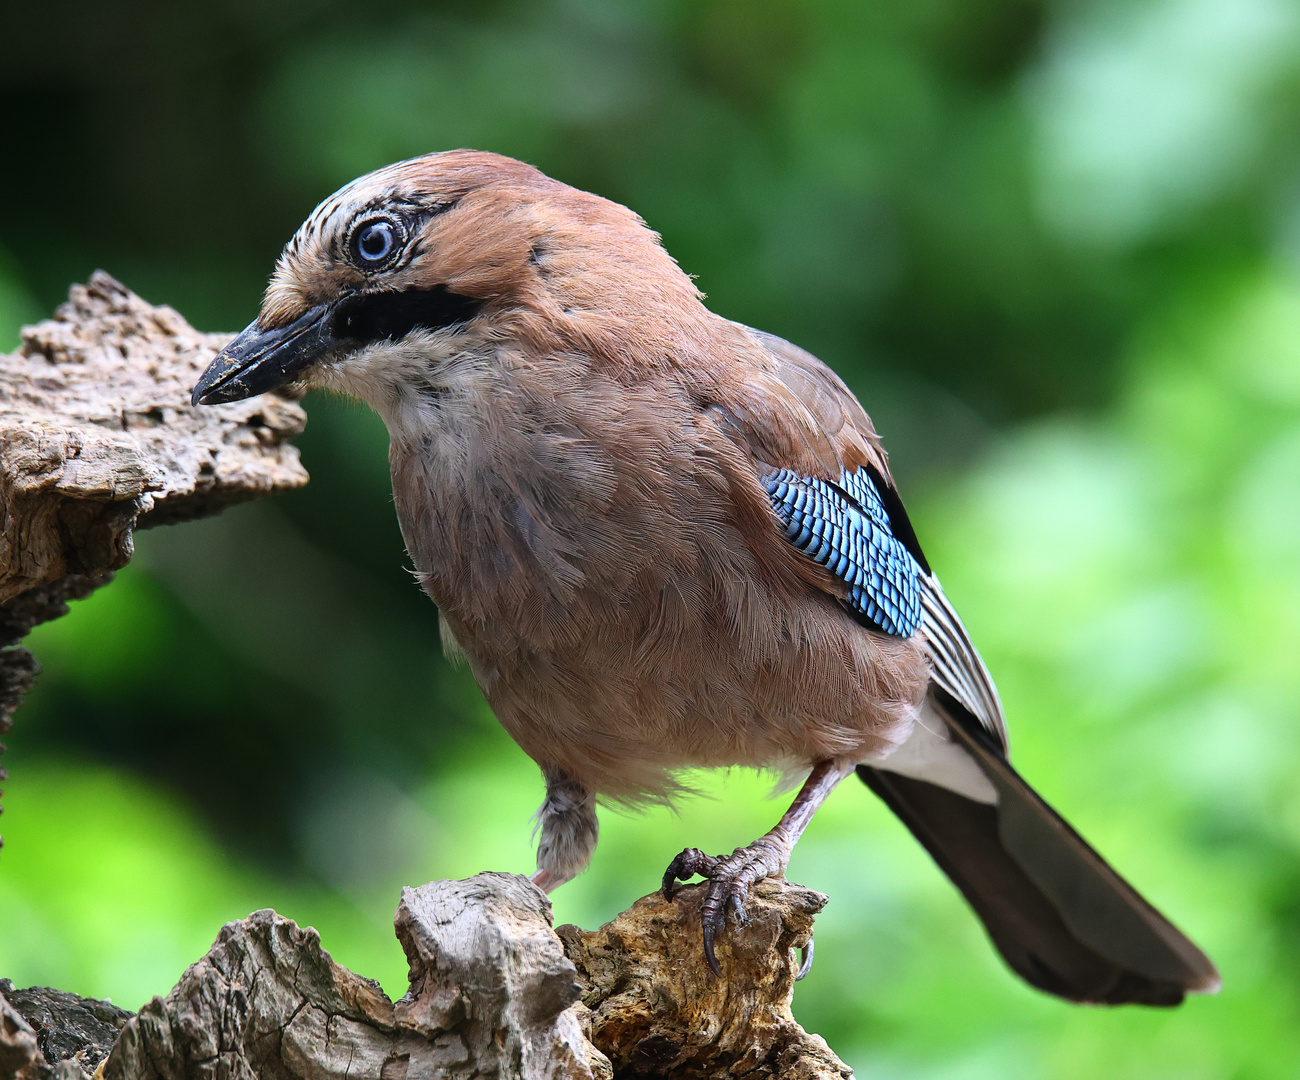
[392,423,929,799]
[462,606,928,801]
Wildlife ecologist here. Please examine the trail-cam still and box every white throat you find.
[310,328,502,445]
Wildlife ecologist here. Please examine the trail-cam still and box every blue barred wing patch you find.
[760,467,923,637]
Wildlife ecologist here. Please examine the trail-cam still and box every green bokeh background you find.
[4,0,1300,1075]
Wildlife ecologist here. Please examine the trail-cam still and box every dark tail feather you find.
[858,687,1220,1006]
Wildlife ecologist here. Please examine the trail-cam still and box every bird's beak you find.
[191,304,335,406]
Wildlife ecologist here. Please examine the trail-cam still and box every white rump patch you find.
[866,698,998,805]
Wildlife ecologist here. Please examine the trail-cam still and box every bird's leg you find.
[530,767,598,893]
[663,757,856,974]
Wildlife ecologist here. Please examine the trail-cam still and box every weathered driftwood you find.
[2,876,850,1079]
[560,880,849,1079]
[0,272,309,842]
[25,874,843,1080]
[103,874,609,1080]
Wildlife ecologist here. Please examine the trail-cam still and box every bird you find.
[192,149,1219,1006]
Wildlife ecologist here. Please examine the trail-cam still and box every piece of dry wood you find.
[81,874,851,1080]
[0,985,48,1080]
[101,874,610,1080]
[561,880,851,1079]
[0,981,132,1080]
[0,272,308,842]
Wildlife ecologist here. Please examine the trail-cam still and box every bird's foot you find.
[662,834,790,975]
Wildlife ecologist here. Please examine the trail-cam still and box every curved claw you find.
[665,844,778,977]
[796,935,815,981]
[659,764,839,980]
[699,875,737,976]
[702,912,721,976]
[662,847,716,900]
[664,847,732,975]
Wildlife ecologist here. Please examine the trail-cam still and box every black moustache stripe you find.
[331,286,483,343]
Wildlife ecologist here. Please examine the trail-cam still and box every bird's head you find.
[191,149,694,408]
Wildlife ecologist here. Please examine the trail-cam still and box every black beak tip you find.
[190,306,332,409]
[190,360,241,407]
[191,373,255,407]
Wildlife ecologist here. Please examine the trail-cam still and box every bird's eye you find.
[351,219,401,267]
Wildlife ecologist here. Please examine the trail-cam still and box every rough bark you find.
[560,880,850,1079]
[0,985,47,1080]
[3,875,852,1079]
[0,272,309,842]
[0,981,132,1080]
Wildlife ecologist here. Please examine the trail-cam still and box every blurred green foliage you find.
[4,0,1300,1075]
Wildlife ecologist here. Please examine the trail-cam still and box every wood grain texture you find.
[7,874,853,1079]
[561,880,851,1080]
[100,875,610,1080]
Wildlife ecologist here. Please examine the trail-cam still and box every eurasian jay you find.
[193,150,1218,1005]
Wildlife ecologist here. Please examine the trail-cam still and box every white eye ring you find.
[351,219,400,266]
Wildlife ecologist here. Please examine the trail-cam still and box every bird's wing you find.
[722,323,1009,754]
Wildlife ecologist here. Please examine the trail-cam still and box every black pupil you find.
[359,223,393,261]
